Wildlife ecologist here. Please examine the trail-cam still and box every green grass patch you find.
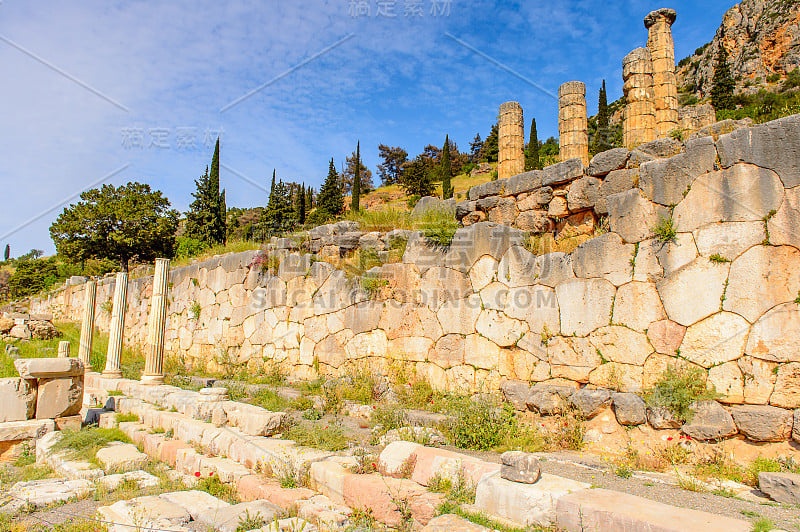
[196,474,239,504]
[436,501,548,532]
[709,253,731,263]
[651,215,677,243]
[52,428,130,465]
[286,422,350,451]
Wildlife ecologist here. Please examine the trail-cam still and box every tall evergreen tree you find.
[3,245,9,262]
[317,159,344,217]
[377,145,408,185]
[482,124,499,162]
[264,177,294,233]
[592,81,612,155]
[469,133,483,163]
[525,118,540,171]
[351,141,361,212]
[185,138,226,247]
[305,187,313,211]
[441,135,453,199]
[296,184,307,224]
[711,38,735,111]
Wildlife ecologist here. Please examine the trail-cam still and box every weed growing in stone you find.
[427,469,476,504]
[236,510,267,531]
[750,517,774,532]
[196,474,239,503]
[642,365,718,423]
[421,217,459,247]
[709,253,731,263]
[795,290,800,304]
[435,501,538,532]
[189,300,201,320]
[287,422,350,451]
[651,215,677,243]
[53,428,130,465]
[115,413,139,423]
[444,397,516,451]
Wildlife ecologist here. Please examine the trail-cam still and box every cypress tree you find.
[711,39,735,111]
[592,81,611,155]
[483,124,499,162]
[185,138,226,247]
[209,138,226,245]
[441,135,453,199]
[306,187,313,211]
[525,118,540,170]
[297,184,307,224]
[3,245,9,262]
[318,159,344,217]
[351,141,361,212]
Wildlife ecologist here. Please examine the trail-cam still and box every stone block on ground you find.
[0,418,54,442]
[160,490,230,522]
[35,376,83,419]
[343,473,444,527]
[647,407,682,429]
[378,441,422,476]
[500,451,541,484]
[99,470,161,490]
[210,500,283,532]
[6,478,95,511]
[0,377,36,422]
[475,471,589,527]
[296,494,352,528]
[421,514,491,532]
[587,148,629,176]
[410,446,501,488]
[96,441,149,473]
[758,472,800,505]
[612,393,647,425]
[14,357,84,379]
[99,495,192,530]
[681,401,737,441]
[555,487,751,532]
[730,405,794,442]
[500,380,533,411]
[568,389,612,419]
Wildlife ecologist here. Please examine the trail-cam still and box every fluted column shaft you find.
[142,258,170,385]
[558,81,589,165]
[103,271,128,378]
[78,279,97,369]
[57,341,70,358]
[498,101,525,181]
[646,9,679,137]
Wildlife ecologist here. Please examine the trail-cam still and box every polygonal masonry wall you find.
[30,115,800,407]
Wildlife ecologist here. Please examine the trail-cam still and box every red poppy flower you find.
[194,472,201,477]
[667,437,673,441]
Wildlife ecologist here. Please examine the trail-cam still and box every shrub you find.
[669,128,685,141]
[428,469,476,504]
[651,215,677,243]
[175,236,207,259]
[767,73,781,83]
[189,300,201,320]
[643,365,718,422]
[53,428,131,465]
[445,398,516,451]
[422,218,459,247]
[287,422,350,451]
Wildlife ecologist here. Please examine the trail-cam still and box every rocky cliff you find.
[678,0,800,95]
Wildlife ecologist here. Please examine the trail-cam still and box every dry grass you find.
[171,240,261,269]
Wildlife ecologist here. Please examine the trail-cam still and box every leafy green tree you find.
[377,145,408,185]
[351,141,361,212]
[400,155,435,197]
[525,118,540,171]
[711,39,735,111]
[482,124,499,162]
[441,135,453,199]
[8,257,58,298]
[50,182,178,272]
[317,159,344,218]
[185,138,226,247]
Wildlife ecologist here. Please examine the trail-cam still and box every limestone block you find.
[436,295,482,336]
[343,473,444,527]
[547,196,569,218]
[568,389,612,419]
[770,363,800,408]
[555,488,751,532]
[607,189,669,243]
[444,223,525,274]
[496,246,537,287]
[632,238,664,282]
[421,514,491,532]
[487,197,519,225]
[378,441,422,476]
[673,164,784,232]
[717,114,800,188]
[692,221,764,260]
[594,168,638,215]
[475,471,589,527]
[468,179,506,200]
[681,401,737,440]
[387,336,433,363]
[571,233,634,286]
[566,176,601,211]
[35,376,83,419]
[14,357,84,379]
[402,231,448,275]
[475,310,526,347]
[504,285,559,335]
[588,363,643,393]
[589,326,653,365]
[708,362,744,403]
[516,187,553,210]
[160,490,229,523]
[479,282,508,311]
[611,393,646,425]
[8,478,95,512]
[96,441,149,473]
[420,267,472,309]
[345,330,389,361]
[656,257,729,326]
[546,337,600,377]
[724,245,800,323]
[469,255,499,292]
[758,472,800,505]
[500,380,534,411]
[0,377,36,422]
[769,185,800,248]
[612,281,665,332]
[515,211,552,233]
[542,158,584,187]
[587,148,629,176]
[679,312,748,368]
[655,233,698,275]
[646,319,685,355]
[505,171,544,195]
[746,303,800,363]
[730,405,793,442]
[500,450,541,484]
[534,252,576,287]
[737,356,778,405]
[0,418,54,441]
[555,278,616,336]
[638,137,717,205]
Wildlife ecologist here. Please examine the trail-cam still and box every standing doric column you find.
[645,8,679,137]
[78,279,97,369]
[103,271,128,378]
[623,47,657,149]
[142,258,170,385]
[498,101,525,181]
[57,341,70,358]
[558,81,589,165]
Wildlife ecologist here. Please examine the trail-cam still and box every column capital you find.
[644,8,676,29]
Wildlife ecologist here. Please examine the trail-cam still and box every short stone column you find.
[498,101,525,181]
[57,341,70,358]
[623,47,657,150]
[78,279,97,369]
[558,81,589,166]
[103,271,128,378]
[142,258,170,385]
[645,8,679,137]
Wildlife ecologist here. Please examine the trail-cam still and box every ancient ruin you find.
[646,8,680,137]
[623,47,658,149]
[497,101,524,181]
[558,81,589,165]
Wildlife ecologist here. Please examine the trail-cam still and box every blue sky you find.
[0,0,734,256]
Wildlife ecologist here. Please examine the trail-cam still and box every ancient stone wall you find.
[31,115,800,410]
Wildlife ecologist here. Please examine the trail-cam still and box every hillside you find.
[677,0,800,96]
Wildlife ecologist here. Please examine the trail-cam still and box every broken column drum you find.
[645,8,679,137]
